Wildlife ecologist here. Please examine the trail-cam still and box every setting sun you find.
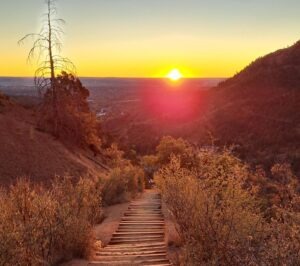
[167,69,183,81]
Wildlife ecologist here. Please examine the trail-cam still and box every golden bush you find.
[0,176,102,265]
[155,147,300,265]
[102,165,145,206]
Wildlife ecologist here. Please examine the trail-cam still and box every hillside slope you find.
[202,41,300,171]
[0,93,107,185]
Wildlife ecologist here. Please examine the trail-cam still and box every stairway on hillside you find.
[89,190,171,266]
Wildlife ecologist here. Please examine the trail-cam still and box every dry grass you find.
[0,176,103,265]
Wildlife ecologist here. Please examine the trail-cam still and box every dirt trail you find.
[89,189,172,266]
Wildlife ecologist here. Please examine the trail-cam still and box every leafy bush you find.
[155,145,300,265]
[101,143,145,205]
[102,165,145,206]
[39,72,101,148]
[156,154,264,265]
[0,176,102,265]
[104,143,126,168]
[156,136,196,167]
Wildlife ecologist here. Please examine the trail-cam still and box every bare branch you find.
[18,33,44,45]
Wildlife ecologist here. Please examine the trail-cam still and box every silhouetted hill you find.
[219,41,300,91]
[204,41,300,172]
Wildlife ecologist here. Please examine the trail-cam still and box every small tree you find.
[19,0,75,136]
[41,72,101,147]
[19,1,101,149]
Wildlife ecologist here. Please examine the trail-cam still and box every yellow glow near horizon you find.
[0,1,299,78]
[167,69,182,81]
[0,29,297,78]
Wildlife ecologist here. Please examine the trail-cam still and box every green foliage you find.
[0,176,102,265]
[102,144,145,205]
[102,165,145,206]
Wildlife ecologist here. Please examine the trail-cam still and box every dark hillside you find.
[218,40,300,91]
[203,41,300,172]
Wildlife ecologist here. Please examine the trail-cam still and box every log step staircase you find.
[89,190,171,266]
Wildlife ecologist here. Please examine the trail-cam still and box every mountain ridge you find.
[203,41,300,172]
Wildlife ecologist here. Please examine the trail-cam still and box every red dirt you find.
[94,202,130,246]
[0,94,106,185]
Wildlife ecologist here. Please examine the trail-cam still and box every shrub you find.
[102,165,145,206]
[261,209,300,265]
[155,154,264,265]
[141,155,159,188]
[155,148,300,265]
[0,176,102,265]
[104,143,126,168]
[156,136,197,167]
[39,72,101,149]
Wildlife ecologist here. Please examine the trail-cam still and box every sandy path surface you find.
[94,202,130,246]
[62,202,130,266]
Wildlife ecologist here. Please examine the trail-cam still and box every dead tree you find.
[19,0,75,136]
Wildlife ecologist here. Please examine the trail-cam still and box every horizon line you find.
[0,76,228,79]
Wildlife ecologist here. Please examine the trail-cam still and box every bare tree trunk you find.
[19,0,76,138]
[47,0,58,136]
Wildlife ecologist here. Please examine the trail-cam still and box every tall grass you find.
[0,176,102,265]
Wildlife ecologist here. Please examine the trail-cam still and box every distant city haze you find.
[0,0,299,77]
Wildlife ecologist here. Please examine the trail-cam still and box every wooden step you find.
[105,242,166,248]
[113,232,164,236]
[90,190,171,265]
[110,237,164,243]
[128,207,161,209]
[112,234,164,240]
[119,225,164,228]
[122,218,164,222]
[122,212,162,215]
[110,238,165,245]
[89,258,170,265]
[102,247,166,253]
[99,249,166,254]
[94,253,167,261]
[124,213,162,216]
[97,250,166,256]
[115,230,164,234]
[89,261,171,266]
[120,220,164,223]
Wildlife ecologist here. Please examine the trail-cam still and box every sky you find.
[0,0,299,78]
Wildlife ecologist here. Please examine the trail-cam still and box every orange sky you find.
[0,0,299,77]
